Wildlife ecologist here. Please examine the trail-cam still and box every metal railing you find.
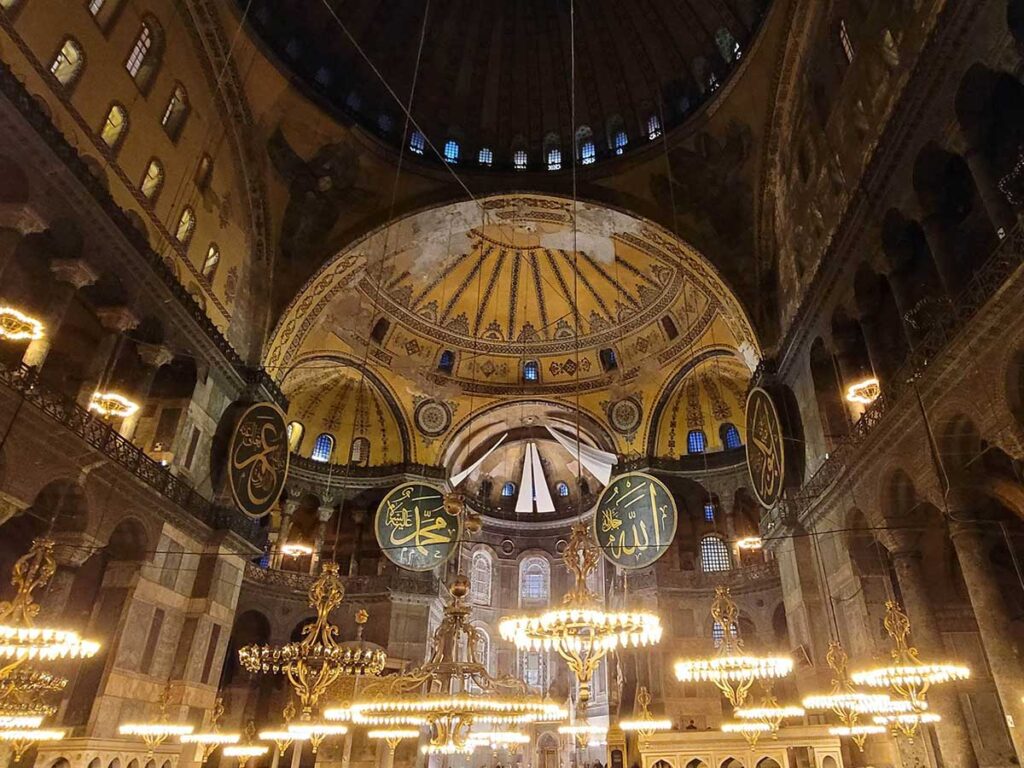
[243,562,438,596]
[627,560,779,591]
[0,363,264,544]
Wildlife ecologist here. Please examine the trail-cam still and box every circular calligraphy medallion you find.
[745,387,786,509]
[375,482,461,572]
[608,398,642,435]
[592,472,677,570]
[227,402,290,518]
[414,399,452,437]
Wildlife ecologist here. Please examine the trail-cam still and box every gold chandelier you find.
[179,698,240,763]
[367,727,421,755]
[0,307,44,342]
[223,744,269,766]
[118,682,194,756]
[499,522,662,704]
[618,686,671,741]
[87,392,139,419]
[734,691,804,737]
[468,731,530,752]
[720,720,771,747]
[0,728,64,762]
[239,562,387,718]
[674,587,792,707]
[558,721,607,748]
[851,601,969,715]
[344,576,564,753]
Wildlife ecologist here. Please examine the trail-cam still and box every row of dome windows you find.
[499,481,572,499]
[42,11,225,284]
[286,423,372,466]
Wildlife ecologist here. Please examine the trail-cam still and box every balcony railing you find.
[769,224,1024,532]
[627,560,779,591]
[0,363,264,545]
[243,562,438,596]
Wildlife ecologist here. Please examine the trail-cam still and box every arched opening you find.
[809,337,849,447]
[221,609,275,721]
[831,308,874,418]
[880,208,947,340]
[854,264,908,386]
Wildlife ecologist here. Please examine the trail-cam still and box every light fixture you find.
[0,308,44,342]
[421,741,475,755]
[279,542,314,558]
[873,711,941,741]
[558,722,607,748]
[88,391,139,419]
[286,721,348,754]
[223,744,269,766]
[239,563,387,717]
[499,522,662,704]
[674,587,792,707]
[734,702,804,736]
[0,715,43,728]
[179,698,240,763]
[736,537,762,550]
[828,724,885,740]
[618,686,672,740]
[259,700,305,755]
[367,728,421,754]
[0,728,63,761]
[845,378,880,405]
[348,576,565,752]
[118,683,194,756]
[851,601,969,713]
[720,721,770,747]
[468,731,530,750]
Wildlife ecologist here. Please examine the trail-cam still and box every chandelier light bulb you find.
[0,307,44,341]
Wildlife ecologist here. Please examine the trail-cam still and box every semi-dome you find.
[240,0,772,169]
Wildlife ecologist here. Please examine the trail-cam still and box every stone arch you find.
[755,759,782,768]
[720,758,745,768]
[652,761,674,768]
[685,761,710,768]
[808,336,849,448]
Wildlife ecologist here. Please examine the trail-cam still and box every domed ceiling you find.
[242,0,771,165]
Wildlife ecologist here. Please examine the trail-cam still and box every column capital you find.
[317,505,335,523]
[0,202,48,235]
[138,344,174,369]
[50,258,98,290]
[95,306,140,333]
[281,498,300,517]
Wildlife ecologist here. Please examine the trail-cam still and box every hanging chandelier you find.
[286,721,348,754]
[87,392,139,419]
[734,696,804,736]
[674,587,792,707]
[223,744,269,766]
[468,731,530,751]
[344,575,564,753]
[239,562,387,718]
[0,307,44,342]
[558,721,607,748]
[720,721,771,747]
[803,641,921,750]
[873,711,941,741]
[618,686,672,740]
[259,699,306,756]
[851,601,969,712]
[118,682,194,756]
[0,728,64,762]
[179,698,240,763]
[499,522,662,704]
[367,728,421,754]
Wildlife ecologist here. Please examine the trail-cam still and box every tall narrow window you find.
[350,436,370,465]
[646,114,662,140]
[126,19,162,91]
[444,140,460,163]
[687,429,707,455]
[410,131,426,155]
[100,104,128,150]
[715,27,741,63]
[520,558,550,602]
[556,482,569,498]
[513,150,528,171]
[599,348,617,372]
[201,244,220,279]
[478,147,493,166]
[286,421,304,452]
[613,130,628,156]
[661,315,679,340]
[195,154,213,190]
[704,501,716,522]
[720,423,742,450]
[50,39,84,87]
[523,360,539,382]
[311,433,334,462]
[161,84,189,140]
[471,551,492,605]
[839,20,855,63]
[580,140,596,165]
[547,148,562,171]
[140,159,164,200]
[701,536,731,573]
[175,207,196,245]
[370,318,389,344]
[438,350,455,374]
[501,482,516,498]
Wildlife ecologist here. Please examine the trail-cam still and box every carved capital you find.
[0,202,48,235]
[95,306,140,333]
[138,344,174,369]
[50,258,99,290]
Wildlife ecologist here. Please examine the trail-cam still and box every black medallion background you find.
[375,482,461,572]
[593,472,677,570]
[745,387,785,508]
[227,402,290,518]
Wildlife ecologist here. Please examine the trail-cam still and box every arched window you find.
[704,501,716,522]
[501,482,516,497]
[50,38,84,87]
[556,482,569,497]
[839,19,855,63]
[140,159,164,200]
[720,423,742,450]
[471,551,492,605]
[100,104,128,150]
[126,18,162,92]
[175,207,196,245]
[201,244,220,279]
[473,626,491,671]
[547,148,562,171]
[311,433,335,462]
[478,147,493,166]
[520,557,550,603]
[350,436,369,465]
[370,317,389,343]
[576,126,596,165]
[409,131,426,155]
[523,360,539,382]
[646,114,662,140]
[599,348,617,372]
[443,140,460,163]
[195,154,213,190]
[687,429,707,454]
[607,117,628,155]
[286,421,304,452]
[701,536,731,572]
[513,149,528,171]
[438,350,455,373]
[161,83,189,141]
[661,315,678,340]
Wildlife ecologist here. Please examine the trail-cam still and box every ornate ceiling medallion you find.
[607,397,643,435]
[414,399,452,437]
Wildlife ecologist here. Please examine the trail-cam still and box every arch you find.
[700,535,731,572]
[161,83,189,141]
[685,761,709,768]
[50,38,85,88]
[470,550,492,605]
[175,207,196,245]
[576,125,596,165]
[652,761,673,768]
[599,347,618,372]
[311,433,335,462]
[349,436,370,466]
[477,147,493,166]
[106,517,150,562]
[50,760,71,768]
[443,139,460,164]
[519,556,550,604]
[755,760,781,768]
[880,208,945,333]
[720,423,742,450]
[287,420,304,452]
[222,608,271,686]
[821,759,838,768]
[720,759,745,768]
[370,317,389,344]
[99,103,128,151]
[555,481,570,497]
[854,264,908,384]
[523,360,539,382]
[646,113,663,140]
[687,429,707,454]
[87,760,101,768]
[501,481,516,497]
[544,133,562,171]
[513,148,528,170]
[607,115,628,154]
[126,16,163,93]
[195,154,214,190]
[831,307,874,393]
[438,350,455,373]
[140,159,164,200]
[938,413,983,477]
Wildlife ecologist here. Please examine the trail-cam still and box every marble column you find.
[962,145,1016,237]
[310,504,334,575]
[76,306,140,409]
[22,258,98,371]
[949,521,1024,762]
[889,549,980,768]
[118,344,173,441]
